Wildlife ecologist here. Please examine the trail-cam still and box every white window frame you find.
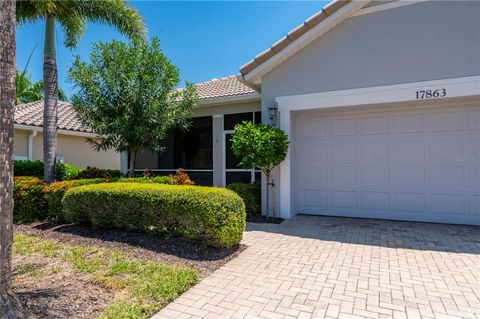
[223,112,262,186]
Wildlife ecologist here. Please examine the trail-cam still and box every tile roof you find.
[193,75,258,101]
[14,100,92,133]
[240,0,351,76]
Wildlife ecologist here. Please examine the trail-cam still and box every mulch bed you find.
[13,222,246,319]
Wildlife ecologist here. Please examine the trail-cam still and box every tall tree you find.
[16,70,68,104]
[69,38,198,177]
[16,0,145,182]
[0,1,24,317]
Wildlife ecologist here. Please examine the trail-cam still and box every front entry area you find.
[293,102,480,225]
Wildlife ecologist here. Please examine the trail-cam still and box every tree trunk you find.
[128,149,136,178]
[265,172,270,218]
[43,15,58,183]
[0,1,24,317]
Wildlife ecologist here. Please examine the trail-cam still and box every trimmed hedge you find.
[14,160,120,181]
[14,176,173,222]
[76,166,121,179]
[13,177,48,223]
[14,160,81,181]
[63,183,246,248]
[227,181,261,220]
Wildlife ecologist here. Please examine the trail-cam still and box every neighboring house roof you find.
[193,74,260,104]
[239,0,367,84]
[14,100,93,133]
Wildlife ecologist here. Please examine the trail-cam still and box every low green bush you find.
[227,181,261,220]
[13,177,48,223]
[63,183,246,248]
[14,176,174,223]
[76,166,121,179]
[14,160,81,181]
[55,163,81,181]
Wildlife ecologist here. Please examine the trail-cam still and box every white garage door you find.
[294,103,480,225]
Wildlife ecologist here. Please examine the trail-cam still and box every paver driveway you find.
[154,216,480,319]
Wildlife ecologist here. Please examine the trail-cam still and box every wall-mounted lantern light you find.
[268,105,278,126]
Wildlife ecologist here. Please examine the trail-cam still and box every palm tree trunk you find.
[43,15,58,182]
[0,1,24,317]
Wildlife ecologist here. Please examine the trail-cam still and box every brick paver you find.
[153,216,480,319]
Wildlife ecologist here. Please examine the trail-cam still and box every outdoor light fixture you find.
[268,105,278,126]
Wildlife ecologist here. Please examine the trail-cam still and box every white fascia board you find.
[14,124,97,138]
[243,0,368,85]
[353,0,430,18]
[276,76,480,111]
[195,93,261,107]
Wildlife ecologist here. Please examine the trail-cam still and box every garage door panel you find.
[428,194,465,215]
[392,192,426,213]
[428,138,464,160]
[359,166,389,186]
[294,103,479,225]
[428,110,465,132]
[427,166,464,188]
[392,166,425,187]
[359,192,389,211]
[392,140,425,160]
[330,118,356,136]
[331,191,357,209]
[360,142,389,160]
[359,115,389,135]
[330,143,357,161]
[468,109,480,130]
[392,113,425,133]
[330,166,357,185]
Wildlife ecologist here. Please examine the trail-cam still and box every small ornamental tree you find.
[231,122,289,217]
[69,38,198,177]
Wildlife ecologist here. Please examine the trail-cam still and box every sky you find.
[16,1,328,98]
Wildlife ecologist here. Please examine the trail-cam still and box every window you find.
[224,111,262,186]
[135,116,213,185]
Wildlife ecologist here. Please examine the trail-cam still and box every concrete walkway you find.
[153,216,480,319]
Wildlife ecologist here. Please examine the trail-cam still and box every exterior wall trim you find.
[196,93,261,107]
[274,75,480,219]
[14,124,96,138]
[353,0,430,18]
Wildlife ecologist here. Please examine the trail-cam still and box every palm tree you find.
[16,69,68,104]
[0,1,24,317]
[16,0,146,182]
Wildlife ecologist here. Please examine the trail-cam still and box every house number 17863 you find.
[416,88,446,99]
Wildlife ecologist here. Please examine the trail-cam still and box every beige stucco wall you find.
[14,128,120,169]
[14,129,29,158]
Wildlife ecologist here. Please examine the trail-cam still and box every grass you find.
[13,233,200,319]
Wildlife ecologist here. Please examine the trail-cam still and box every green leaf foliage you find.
[16,0,146,49]
[62,183,246,248]
[227,181,261,220]
[68,38,198,158]
[231,122,289,175]
[16,69,68,104]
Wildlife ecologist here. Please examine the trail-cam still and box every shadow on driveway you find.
[248,215,480,254]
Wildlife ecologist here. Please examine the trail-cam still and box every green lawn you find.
[13,233,200,319]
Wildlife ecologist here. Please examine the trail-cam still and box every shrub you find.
[227,181,261,220]
[76,166,121,179]
[56,163,81,180]
[13,177,48,223]
[14,160,82,181]
[43,176,173,222]
[63,183,246,248]
[169,168,194,185]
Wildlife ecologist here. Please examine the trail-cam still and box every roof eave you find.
[195,92,261,107]
[240,0,369,86]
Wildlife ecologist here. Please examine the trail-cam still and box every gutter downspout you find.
[27,130,38,160]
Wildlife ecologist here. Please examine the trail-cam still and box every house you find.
[132,75,262,186]
[135,0,480,225]
[14,100,120,168]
